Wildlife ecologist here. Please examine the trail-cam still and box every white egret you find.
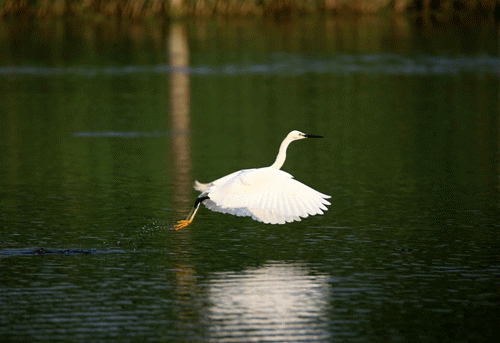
[172,130,331,230]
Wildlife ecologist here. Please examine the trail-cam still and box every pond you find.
[0,16,499,342]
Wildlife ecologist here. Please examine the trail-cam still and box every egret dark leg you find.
[172,196,209,230]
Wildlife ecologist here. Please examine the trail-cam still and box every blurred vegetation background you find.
[0,0,499,19]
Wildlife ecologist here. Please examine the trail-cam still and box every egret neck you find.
[270,135,293,169]
[269,131,322,169]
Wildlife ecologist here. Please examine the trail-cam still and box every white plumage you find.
[172,130,331,230]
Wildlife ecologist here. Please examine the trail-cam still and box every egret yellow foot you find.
[171,219,192,230]
[171,201,202,231]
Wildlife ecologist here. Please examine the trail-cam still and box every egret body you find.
[172,130,331,230]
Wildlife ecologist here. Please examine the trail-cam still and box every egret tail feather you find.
[194,180,211,192]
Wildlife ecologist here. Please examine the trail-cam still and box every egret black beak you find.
[304,133,323,138]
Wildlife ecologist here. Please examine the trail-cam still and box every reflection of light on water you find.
[169,22,192,210]
[207,262,331,342]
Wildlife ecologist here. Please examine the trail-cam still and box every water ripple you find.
[71,131,175,138]
[1,54,498,77]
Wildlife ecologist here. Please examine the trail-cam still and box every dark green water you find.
[1,17,499,342]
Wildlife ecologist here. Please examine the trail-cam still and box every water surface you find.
[1,17,499,342]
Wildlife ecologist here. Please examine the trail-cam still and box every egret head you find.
[288,130,323,141]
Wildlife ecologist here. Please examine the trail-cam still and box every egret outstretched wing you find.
[202,168,331,224]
